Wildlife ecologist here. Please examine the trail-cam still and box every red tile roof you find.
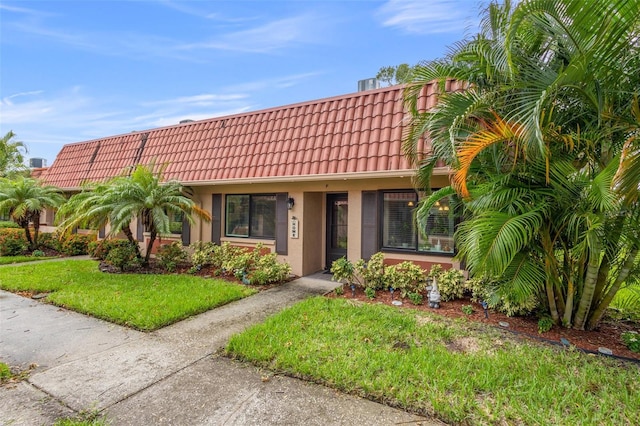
[42,81,463,189]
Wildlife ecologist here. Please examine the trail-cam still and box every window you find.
[225,194,276,239]
[382,191,455,254]
[169,211,183,235]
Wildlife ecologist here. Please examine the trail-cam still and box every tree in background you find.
[404,0,640,330]
[376,64,414,86]
[0,177,65,250]
[0,131,28,177]
[57,163,211,266]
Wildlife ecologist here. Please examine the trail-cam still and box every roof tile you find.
[42,84,450,188]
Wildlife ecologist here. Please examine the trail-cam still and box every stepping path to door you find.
[1,263,440,425]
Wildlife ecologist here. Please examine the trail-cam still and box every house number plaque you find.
[290,217,299,239]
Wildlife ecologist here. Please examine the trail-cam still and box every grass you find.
[0,362,12,382]
[0,260,256,331]
[227,297,640,425]
[0,255,55,265]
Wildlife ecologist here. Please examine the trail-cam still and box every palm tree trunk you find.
[586,248,638,330]
[32,211,40,250]
[562,280,574,327]
[541,228,560,322]
[121,226,142,259]
[573,246,601,330]
[144,229,157,267]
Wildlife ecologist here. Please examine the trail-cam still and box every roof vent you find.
[358,78,380,92]
[179,119,195,124]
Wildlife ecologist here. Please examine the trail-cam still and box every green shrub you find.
[461,304,474,315]
[408,291,423,305]
[156,241,188,272]
[31,249,45,257]
[465,275,538,317]
[60,233,96,255]
[0,228,28,256]
[38,232,61,251]
[189,241,217,271]
[538,316,554,334]
[384,261,426,297]
[334,285,344,296]
[435,268,466,301]
[106,245,139,272]
[358,252,386,289]
[330,257,358,285]
[364,287,375,299]
[621,331,640,353]
[88,239,134,260]
[247,252,291,285]
[0,221,20,229]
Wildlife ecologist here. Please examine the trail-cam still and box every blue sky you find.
[0,0,483,165]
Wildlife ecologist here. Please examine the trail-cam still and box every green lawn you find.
[0,255,56,265]
[0,260,256,331]
[227,297,640,425]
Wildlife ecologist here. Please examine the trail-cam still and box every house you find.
[40,81,464,277]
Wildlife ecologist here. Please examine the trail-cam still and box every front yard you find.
[0,259,256,330]
[227,297,640,425]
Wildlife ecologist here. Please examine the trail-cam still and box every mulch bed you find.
[328,284,640,362]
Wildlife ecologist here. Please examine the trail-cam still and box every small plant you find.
[334,285,344,296]
[105,245,139,272]
[461,304,474,315]
[330,257,358,285]
[364,287,376,299]
[538,316,554,334]
[621,331,640,353]
[156,241,188,272]
[0,362,12,382]
[31,249,45,257]
[408,291,423,305]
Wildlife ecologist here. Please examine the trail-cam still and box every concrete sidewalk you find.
[0,273,438,425]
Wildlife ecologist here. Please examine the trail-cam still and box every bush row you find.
[0,228,95,256]
[330,253,537,317]
[90,238,291,285]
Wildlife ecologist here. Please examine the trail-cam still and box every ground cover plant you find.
[227,297,640,425]
[0,260,256,331]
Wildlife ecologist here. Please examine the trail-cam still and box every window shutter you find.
[361,191,379,260]
[136,216,144,241]
[181,220,191,246]
[98,227,106,239]
[275,193,288,255]
[211,194,222,244]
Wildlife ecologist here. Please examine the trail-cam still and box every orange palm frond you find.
[454,112,522,198]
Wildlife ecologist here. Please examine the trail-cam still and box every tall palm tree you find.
[0,177,65,250]
[0,131,28,177]
[404,0,640,330]
[58,163,211,266]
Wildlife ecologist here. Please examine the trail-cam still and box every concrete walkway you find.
[0,266,438,425]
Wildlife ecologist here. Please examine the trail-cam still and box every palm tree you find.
[0,131,28,177]
[0,177,65,250]
[403,0,640,330]
[58,163,211,266]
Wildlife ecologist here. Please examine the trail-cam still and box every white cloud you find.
[377,0,477,34]
[179,14,324,54]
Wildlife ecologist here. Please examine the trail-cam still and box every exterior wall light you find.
[287,197,295,210]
